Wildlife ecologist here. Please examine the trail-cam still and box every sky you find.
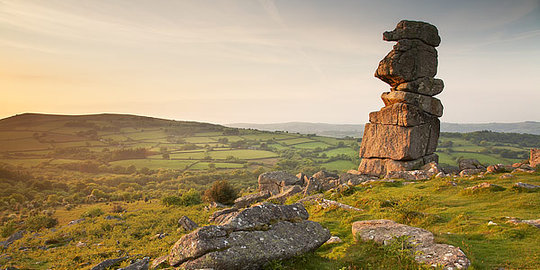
[1,0,539,124]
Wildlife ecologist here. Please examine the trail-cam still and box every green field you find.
[0,114,535,173]
[0,114,538,269]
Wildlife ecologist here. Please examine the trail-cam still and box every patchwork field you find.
[0,114,535,173]
[0,113,538,269]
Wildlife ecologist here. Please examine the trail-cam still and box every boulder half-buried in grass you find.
[168,203,330,270]
[352,219,470,269]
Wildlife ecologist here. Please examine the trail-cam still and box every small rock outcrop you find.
[358,20,443,177]
[530,148,539,168]
[458,159,486,171]
[234,190,271,208]
[464,182,505,193]
[119,257,149,270]
[512,182,540,191]
[0,230,24,248]
[258,171,300,195]
[178,216,198,231]
[91,256,129,270]
[169,203,330,269]
[352,219,469,269]
[507,217,540,229]
[208,207,239,225]
[150,255,169,269]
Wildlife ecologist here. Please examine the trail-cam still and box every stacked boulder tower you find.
[358,20,444,177]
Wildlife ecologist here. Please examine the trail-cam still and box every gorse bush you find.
[0,220,17,237]
[162,189,202,207]
[81,207,104,218]
[204,180,238,205]
[25,215,58,231]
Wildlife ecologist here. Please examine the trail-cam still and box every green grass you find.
[5,171,536,269]
[183,136,216,144]
[110,159,194,170]
[0,158,49,167]
[322,160,356,171]
[168,149,277,161]
[288,171,540,269]
[292,142,330,149]
[325,147,356,157]
[189,162,245,170]
[280,138,315,145]
[311,136,343,146]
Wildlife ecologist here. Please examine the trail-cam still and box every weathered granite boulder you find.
[464,182,505,193]
[458,159,485,171]
[91,256,129,270]
[296,172,308,186]
[512,182,540,191]
[150,255,168,269]
[312,170,339,180]
[394,77,444,96]
[498,173,515,179]
[258,171,300,195]
[507,217,540,228]
[118,257,149,270]
[0,230,24,248]
[352,219,469,269]
[375,39,438,87]
[386,170,432,180]
[339,173,376,186]
[486,164,508,173]
[359,123,438,160]
[178,216,198,231]
[459,169,484,177]
[358,154,438,177]
[369,103,435,127]
[209,207,240,225]
[383,20,441,47]
[381,91,443,117]
[169,203,330,270]
[234,191,271,208]
[303,177,321,195]
[530,148,539,168]
[267,185,303,204]
[326,236,343,244]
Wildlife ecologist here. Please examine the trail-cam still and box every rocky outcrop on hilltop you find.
[358,20,444,177]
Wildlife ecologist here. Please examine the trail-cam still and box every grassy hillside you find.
[0,113,538,269]
[0,113,359,173]
[0,113,535,174]
[1,171,538,269]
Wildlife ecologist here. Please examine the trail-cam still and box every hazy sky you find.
[1,0,539,124]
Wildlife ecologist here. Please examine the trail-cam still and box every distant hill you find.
[227,122,365,138]
[0,113,223,131]
[228,121,540,137]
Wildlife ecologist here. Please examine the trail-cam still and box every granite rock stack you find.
[358,20,443,177]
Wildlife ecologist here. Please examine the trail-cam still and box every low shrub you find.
[162,189,202,207]
[25,215,58,231]
[204,180,238,205]
[81,207,104,218]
